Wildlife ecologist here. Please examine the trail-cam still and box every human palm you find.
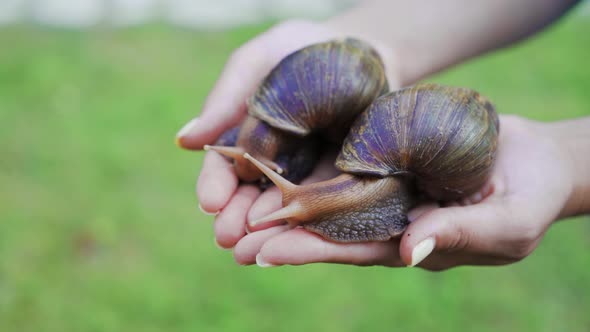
[177,21,574,270]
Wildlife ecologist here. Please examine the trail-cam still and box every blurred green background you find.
[1,9,589,332]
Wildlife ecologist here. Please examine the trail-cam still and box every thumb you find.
[400,201,508,267]
[176,42,273,150]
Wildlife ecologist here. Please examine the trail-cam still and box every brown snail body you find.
[245,84,500,242]
[206,38,388,185]
[210,116,317,184]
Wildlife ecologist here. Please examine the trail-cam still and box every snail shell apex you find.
[247,38,388,138]
[335,83,500,200]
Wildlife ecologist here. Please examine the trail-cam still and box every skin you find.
[176,0,590,270]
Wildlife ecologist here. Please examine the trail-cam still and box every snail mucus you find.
[205,38,389,186]
[244,84,500,243]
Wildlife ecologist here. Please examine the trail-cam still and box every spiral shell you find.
[248,38,388,139]
[336,83,499,200]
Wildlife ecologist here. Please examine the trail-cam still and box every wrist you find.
[542,119,590,218]
[322,19,405,88]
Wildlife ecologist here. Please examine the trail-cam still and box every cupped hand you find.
[177,20,574,271]
[230,115,575,270]
[176,20,398,248]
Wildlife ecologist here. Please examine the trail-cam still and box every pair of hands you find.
[177,21,575,271]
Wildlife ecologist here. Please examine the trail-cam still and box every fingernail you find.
[256,253,276,268]
[199,203,219,216]
[410,237,435,267]
[214,238,232,251]
[471,192,483,204]
[176,118,200,138]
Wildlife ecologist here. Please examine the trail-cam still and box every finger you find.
[214,185,260,249]
[456,177,498,206]
[197,152,239,213]
[256,228,405,267]
[407,202,440,222]
[415,251,517,271]
[233,225,290,265]
[399,198,511,267]
[246,186,284,232]
[176,43,272,150]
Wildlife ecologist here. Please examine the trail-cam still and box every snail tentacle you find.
[243,153,296,192]
[208,146,283,174]
[204,145,245,160]
[249,202,304,228]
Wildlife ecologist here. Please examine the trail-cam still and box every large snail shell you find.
[248,38,388,139]
[336,83,499,200]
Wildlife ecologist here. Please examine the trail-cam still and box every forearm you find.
[543,117,590,218]
[326,0,580,86]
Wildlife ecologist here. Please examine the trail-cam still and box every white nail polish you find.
[176,118,200,138]
[198,203,219,216]
[410,237,435,267]
[256,253,276,267]
[471,192,483,204]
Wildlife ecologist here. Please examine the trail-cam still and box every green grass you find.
[1,12,589,332]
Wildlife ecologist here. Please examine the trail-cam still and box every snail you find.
[205,38,389,185]
[243,83,500,242]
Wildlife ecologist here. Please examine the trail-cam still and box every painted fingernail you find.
[471,192,483,204]
[214,238,232,251]
[199,203,219,216]
[176,118,200,139]
[256,253,276,268]
[410,237,435,267]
